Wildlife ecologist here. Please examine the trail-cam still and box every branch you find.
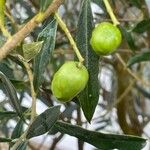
[0,0,64,61]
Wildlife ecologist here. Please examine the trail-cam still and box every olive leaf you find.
[26,105,61,139]
[0,72,24,120]
[76,0,99,122]
[127,51,150,67]
[40,0,53,11]
[23,41,43,62]
[33,18,57,91]
[54,121,147,150]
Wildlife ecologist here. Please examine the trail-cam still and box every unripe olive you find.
[51,61,89,102]
[90,22,122,55]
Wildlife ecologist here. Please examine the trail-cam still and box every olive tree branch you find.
[0,0,64,61]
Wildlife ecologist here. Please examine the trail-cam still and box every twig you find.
[0,0,64,60]
[55,12,84,64]
[116,53,150,87]
[103,0,120,25]
[18,55,37,122]
[49,134,64,150]
[11,55,36,150]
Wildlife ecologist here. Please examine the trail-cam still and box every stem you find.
[11,55,37,150]
[103,0,120,25]
[18,55,37,122]
[55,13,84,63]
[11,130,28,150]
[116,53,150,87]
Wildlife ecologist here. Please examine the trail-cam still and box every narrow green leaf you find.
[11,119,24,139]
[39,0,53,11]
[133,19,150,33]
[26,105,61,139]
[9,119,24,148]
[23,41,43,62]
[136,85,150,99]
[0,61,15,79]
[127,52,150,67]
[120,26,137,51]
[0,72,23,119]
[16,141,28,150]
[55,121,147,150]
[0,137,12,143]
[76,0,99,122]
[0,111,17,120]
[33,18,57,91]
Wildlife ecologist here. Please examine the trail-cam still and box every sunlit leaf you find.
[23,41,43,62]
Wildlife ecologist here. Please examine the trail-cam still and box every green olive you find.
[90,22,122,55]
[51,61,89,102]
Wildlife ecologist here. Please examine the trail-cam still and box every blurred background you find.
[0,0,150,149]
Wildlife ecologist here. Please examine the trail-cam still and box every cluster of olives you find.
[51,22,122,102]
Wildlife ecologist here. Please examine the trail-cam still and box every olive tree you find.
[0,0,149,149]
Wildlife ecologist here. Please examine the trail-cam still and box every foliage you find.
[0,0,150,150]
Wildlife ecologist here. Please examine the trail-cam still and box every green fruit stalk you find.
[51,61,89,102]
[90,22,122,55]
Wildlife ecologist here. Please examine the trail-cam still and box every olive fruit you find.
[51,61,89,102]
[90,22,122,55]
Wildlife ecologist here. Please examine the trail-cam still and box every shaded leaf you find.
[23,41,43,62]
[11,119,24,139]
[76,0,99,122]
[16,141,28,150]
[34,18,57,91]
[0,72,23,119]
[40,0,53,11]
[133,19,150,33]
[26,105,61,139]
[0,111,17,120]
[10,119,24,148]
[127,51,150,67]
[0,137,12,143]
[129,0,142,8]
[0,60,15,79]
[55,121,147,150]
[136,85,150,99]
[120,26,137,51]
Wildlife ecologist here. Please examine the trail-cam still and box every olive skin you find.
[90,22,122,55]
[51,61,89,102]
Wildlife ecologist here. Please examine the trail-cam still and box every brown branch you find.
[0,0,64,61]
